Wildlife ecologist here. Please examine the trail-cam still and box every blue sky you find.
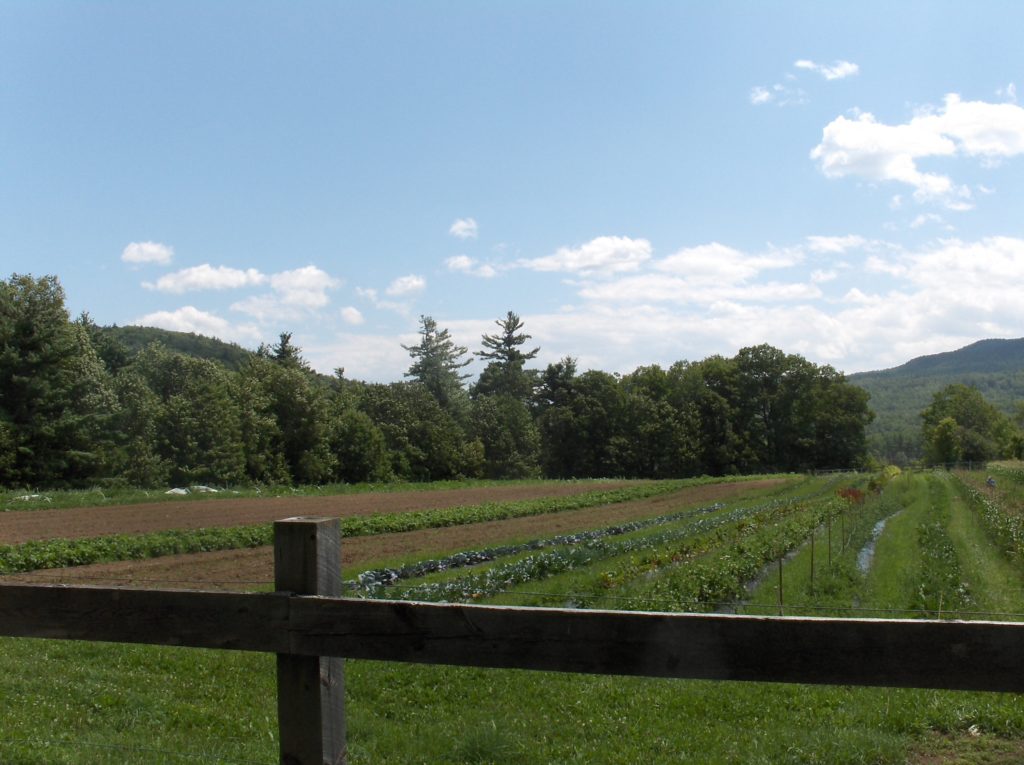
[4,2,1024,381]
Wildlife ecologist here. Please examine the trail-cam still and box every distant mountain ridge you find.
[848,338,1024,462]
[855,338,1024,378]
[98,325,256,371]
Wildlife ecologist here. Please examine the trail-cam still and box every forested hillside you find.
[0,274,875,489]
[849,339,1024,462]
[93,325,256,372]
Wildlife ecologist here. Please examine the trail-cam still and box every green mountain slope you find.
[98,325,256,371]
[849,338,1024,463]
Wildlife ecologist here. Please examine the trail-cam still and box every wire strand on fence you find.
[450,588,1024,621]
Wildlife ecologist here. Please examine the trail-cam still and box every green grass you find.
[6,638,1024,764]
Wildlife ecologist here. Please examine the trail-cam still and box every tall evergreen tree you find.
[473,311,539,400]
[0,274,116,486]
[402,316,471,409]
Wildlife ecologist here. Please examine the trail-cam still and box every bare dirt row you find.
[0,482,632,545]
[4,479,786,590]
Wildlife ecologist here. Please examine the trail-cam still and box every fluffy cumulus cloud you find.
[307,333,422,383]
[518,236,652,275]
[132,306,261,345]
[269,265,340,309]
[385,274,426,296]
[812,94,1024,207]
[449,218,478,239]
[654,242,801,281]
[794,59,859,80]
[223,234,1024,383]
[121,241,174,265]
[509,234,1024,376]
[446,255,497,278]
[144,264,267,293]
[340,306,365,325]
[231,265,341,321]
[750,86,774,105]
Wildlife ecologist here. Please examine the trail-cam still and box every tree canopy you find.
[0,275,883,488]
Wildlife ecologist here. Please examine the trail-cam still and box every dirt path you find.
[0,482,632,545]
[3,479,786,590]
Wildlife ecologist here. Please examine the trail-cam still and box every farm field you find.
[0,480,638,544]
[3,471,1024,763]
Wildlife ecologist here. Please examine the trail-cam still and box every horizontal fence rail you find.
[2,582,1024,693]
[2,515,1023,764]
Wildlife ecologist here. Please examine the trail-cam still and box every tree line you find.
[0,274,877,489]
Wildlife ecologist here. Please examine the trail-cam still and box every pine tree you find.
[402,316,471,409]
[473,311,539,400]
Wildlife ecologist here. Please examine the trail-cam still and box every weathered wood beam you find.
[2,583,1022,694]
[274,516,346,765]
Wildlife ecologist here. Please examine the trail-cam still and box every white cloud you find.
[230,295,306,323]
[863,255,907,277]
[805,235,866,254]
[132,306,261,345]
[356,283,416,316]
[121,241,174,265]
[909,213,945,229]
[269,265,341,308]
[386,274,426,296]
[446,255,497,278]
[231,265,341,321]
[449,218,478,240]
[812,94,1024,207]
[340,306,365,325]
[283,235,1024,382]
[306,333,414,383]
[750,82,807,108]
[794,59,859,80]
[519,236,652,275]
[579,274,820,306]
[143,264,267,293]
[654,242,801,281]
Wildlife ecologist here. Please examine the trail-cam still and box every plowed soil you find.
[0,482,633,545]
[3,479,786,589]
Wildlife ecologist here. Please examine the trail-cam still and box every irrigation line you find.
[0,737,273,764]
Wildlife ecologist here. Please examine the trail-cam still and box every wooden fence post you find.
[274,517,346,765]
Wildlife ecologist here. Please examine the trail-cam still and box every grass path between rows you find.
[743,472,1024,764]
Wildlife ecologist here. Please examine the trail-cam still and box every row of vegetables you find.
[357,478,851,611]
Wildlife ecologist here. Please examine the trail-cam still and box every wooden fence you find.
[2,515,1023,765]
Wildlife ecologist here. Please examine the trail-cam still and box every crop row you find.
[353,502,725,591]
[956,478,1024,561]
[375,494,824,603]
[0,479,730,575]
[619,498,845,612]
